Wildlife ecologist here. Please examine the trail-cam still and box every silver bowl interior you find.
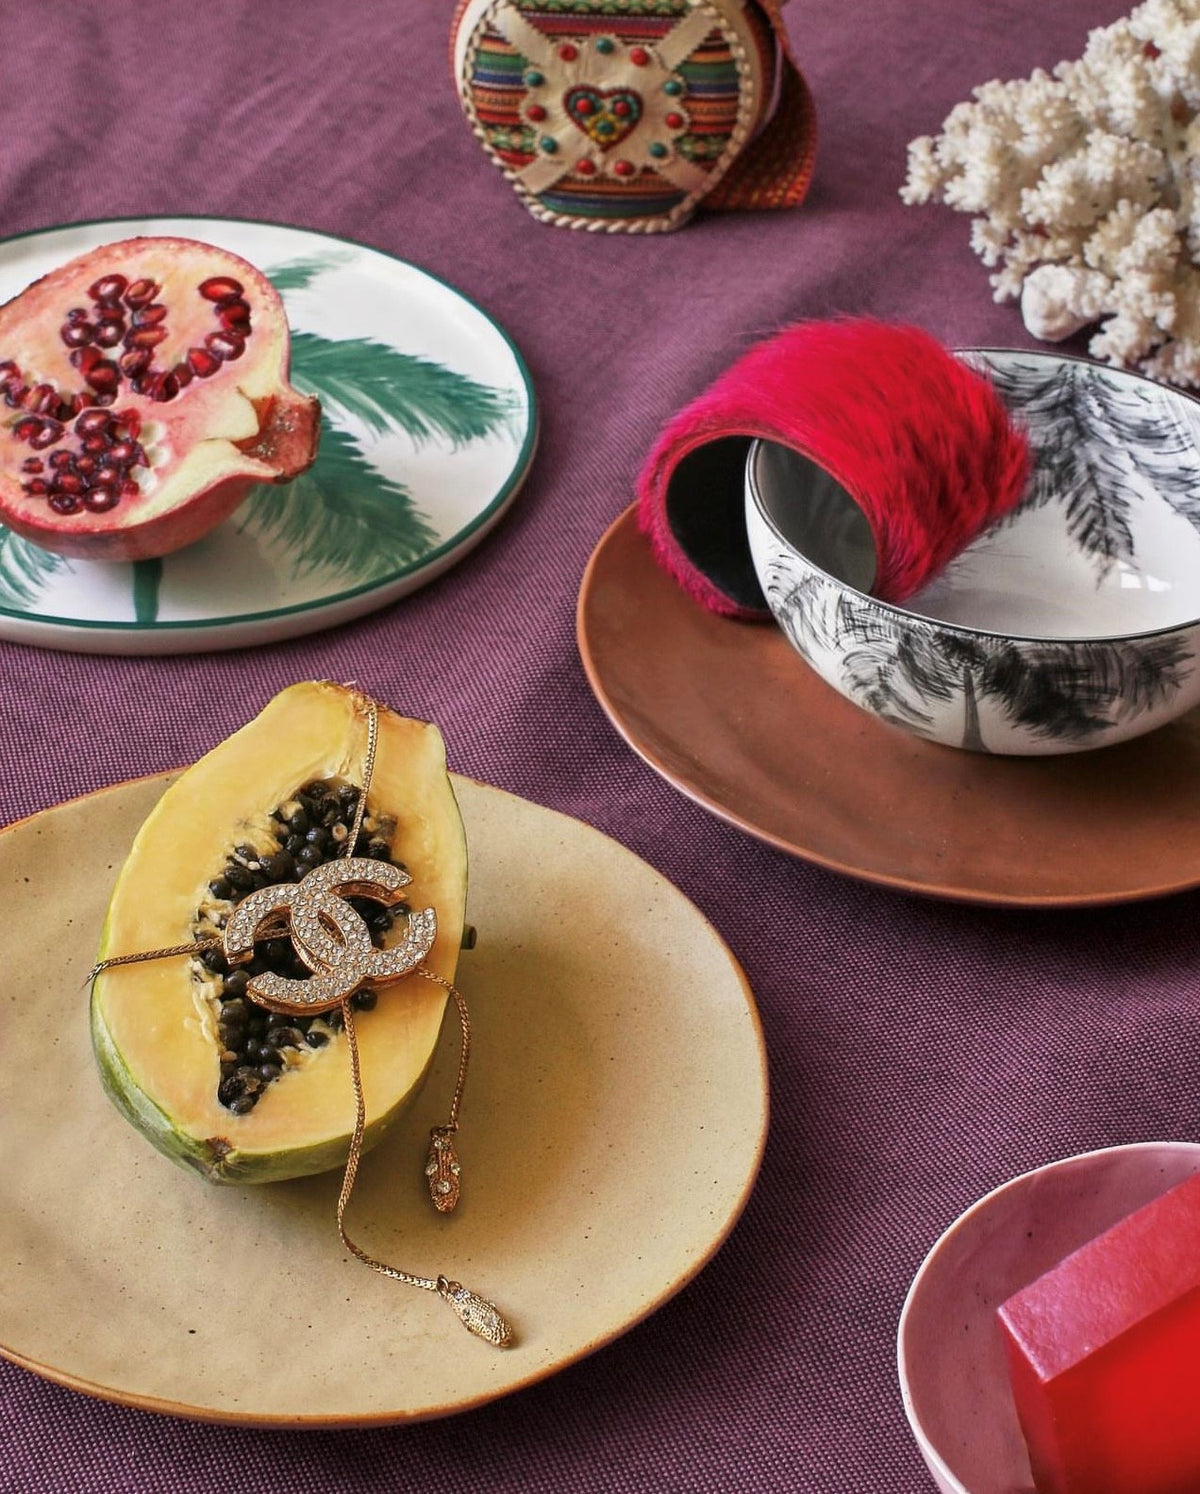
[753,441,877,594]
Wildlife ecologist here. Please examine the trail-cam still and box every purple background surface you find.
[1,2,1190,1491]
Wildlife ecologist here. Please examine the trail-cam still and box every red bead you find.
[613,159,635,177]
[559,43,578,61]
[665,112,684,129]
[526,104,547,121]
[629,47,650,66]
[576,159,597,177]
[613,100,631,118]
[575,96,594,115]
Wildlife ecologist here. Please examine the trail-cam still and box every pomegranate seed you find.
[48,492,81,515]
[94,464,121,486]
[53,472,83,495]
[93,323,123,349]
[205,331,245,362]
[172,361,194,387]
[151,372,180,402]
[5,384,29,408]
[29,420,64,450]
[24,479,47,495]
[84,360,119,393]
[199,276,244,303]
[60,321,94,348]
[132,304,168,327]
[218,299,251,330]
[66,307,89,322]
[96,304,125,324]
[84,486,119,512]
[49,451,75,470]
[12,416,42,442]
[123,278,159,309]
[88,274,127,304]
[107,440,143,466]
[82,435,109,455]
[125,326,167,350]
[24,384,57,414]
[186,347,219,378]
[71,345,102,373]
[21,457,42,473]
[118,348,152,377]
[75,456,96,475]
[54,400,74,423]
[0,360,16,376]
[111,409,140,439]
[75,409,112,437]
[93,392,116,407]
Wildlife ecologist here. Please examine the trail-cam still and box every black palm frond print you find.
[980,355,1200,579]
[765,549,1193,750]
[1086,372,1200,539]
[987,360,1137,575]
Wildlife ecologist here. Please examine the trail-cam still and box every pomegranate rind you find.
[0,237,320,562]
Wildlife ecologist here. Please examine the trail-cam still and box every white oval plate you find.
[0,770,766,1425]
[0,218,537,654]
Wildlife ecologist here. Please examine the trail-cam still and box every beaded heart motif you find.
[563,86,643,150]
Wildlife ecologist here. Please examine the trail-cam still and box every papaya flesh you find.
[90,681,467,1185]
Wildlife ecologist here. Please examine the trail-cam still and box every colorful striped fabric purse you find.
[452,0,816,233]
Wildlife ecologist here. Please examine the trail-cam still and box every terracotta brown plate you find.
[0,772,765,1425]
[577,505,1200,907]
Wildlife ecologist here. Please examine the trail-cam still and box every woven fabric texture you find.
[0,1,1176,1491]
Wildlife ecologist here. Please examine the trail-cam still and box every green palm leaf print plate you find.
[0,218,537,654]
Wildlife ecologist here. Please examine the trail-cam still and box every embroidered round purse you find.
[451,0,817,233]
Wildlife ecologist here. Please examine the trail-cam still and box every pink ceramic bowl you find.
[897,1141,1200,1494]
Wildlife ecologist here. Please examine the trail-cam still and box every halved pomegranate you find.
[0,237,319,561]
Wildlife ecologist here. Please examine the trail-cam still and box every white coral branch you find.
[1021,265,1114,340]
[901,0,1200,387]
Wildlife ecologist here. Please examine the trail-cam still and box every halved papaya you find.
[90,681,467,1184]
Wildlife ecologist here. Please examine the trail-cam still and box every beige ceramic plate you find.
[578,506,1200,907]
[0,773,765,1426]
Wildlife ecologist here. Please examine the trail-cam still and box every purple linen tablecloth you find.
[0,2,1187,1490]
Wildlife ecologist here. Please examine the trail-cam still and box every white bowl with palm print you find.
[744,349,1200,755]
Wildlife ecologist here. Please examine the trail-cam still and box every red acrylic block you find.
[998,1168,1200,1494]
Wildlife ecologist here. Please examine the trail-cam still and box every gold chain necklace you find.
[89,699,512,1348]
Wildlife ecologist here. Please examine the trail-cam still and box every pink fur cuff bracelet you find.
[634,319,1031,619]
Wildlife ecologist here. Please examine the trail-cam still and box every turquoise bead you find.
[524,69,545,86]
[540,136,558,154]
[649,141,668,159]
[596,37,614,54]
[664,78,684,96]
